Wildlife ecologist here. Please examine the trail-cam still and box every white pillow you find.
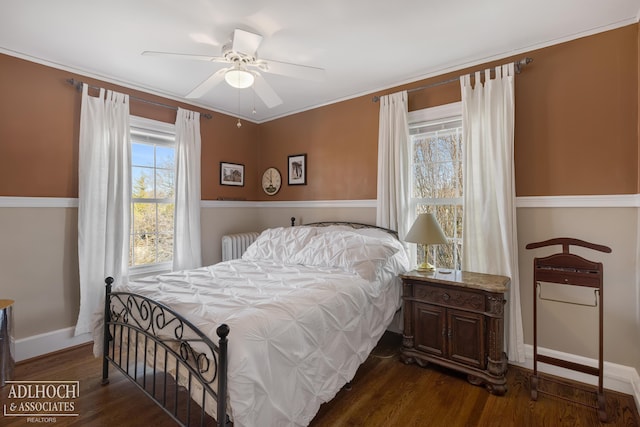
[313,225,357,234]
[293,230,400,281]
[242,226,318,263]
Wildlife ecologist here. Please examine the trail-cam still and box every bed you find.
[99,221,410,427]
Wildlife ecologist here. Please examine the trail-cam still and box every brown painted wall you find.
[515,24,638,196]
[256,96,380,201]
[0,54,260,200]
[1,24,638,200]
[259,24,639,199]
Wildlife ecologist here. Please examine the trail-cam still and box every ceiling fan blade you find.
[259,59,325,82]
[252,74,282,108]
[186,68,229,98]
[142,50,224,62]
[231,29,263,56]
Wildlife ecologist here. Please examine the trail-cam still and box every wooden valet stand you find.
[526,238,611,423]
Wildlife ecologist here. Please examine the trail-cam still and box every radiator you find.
[221,232,260,261]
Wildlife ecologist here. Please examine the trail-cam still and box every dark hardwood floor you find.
[1,333,638,426]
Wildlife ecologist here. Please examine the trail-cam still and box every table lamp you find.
[404,213,448,272]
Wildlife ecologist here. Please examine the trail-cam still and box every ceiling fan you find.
[142,29,325,108]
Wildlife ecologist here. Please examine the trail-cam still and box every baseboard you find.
[510,344,640,410]
[15,327,92,362]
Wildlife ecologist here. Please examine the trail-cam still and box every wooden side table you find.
[399,270,509,395]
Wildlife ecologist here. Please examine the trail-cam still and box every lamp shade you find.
[404,213,448,245]
[225,68,254,89]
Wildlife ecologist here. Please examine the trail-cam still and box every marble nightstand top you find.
[400,270,510,293]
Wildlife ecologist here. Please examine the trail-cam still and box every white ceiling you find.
[1,0,639,123]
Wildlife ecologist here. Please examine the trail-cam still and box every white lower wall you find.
[15,328,92,362]
[0,206,80,340]
[517,206,640,368]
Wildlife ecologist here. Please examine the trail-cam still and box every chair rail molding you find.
[0,197,79,208]
[2,195,639,209]
[515,194,640,208]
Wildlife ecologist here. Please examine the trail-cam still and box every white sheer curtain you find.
[76,84,130,336]
[376,91,411,240]
[173,108,202,271]
[460,64,525,363]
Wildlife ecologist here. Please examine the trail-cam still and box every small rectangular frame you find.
[288,154,307,186]
[220,162,244,186]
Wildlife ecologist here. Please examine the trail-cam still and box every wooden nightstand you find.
[400,270,509,395]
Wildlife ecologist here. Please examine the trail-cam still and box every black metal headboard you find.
[290,217,399,239]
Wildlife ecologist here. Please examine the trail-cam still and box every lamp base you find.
[415,262,436,272]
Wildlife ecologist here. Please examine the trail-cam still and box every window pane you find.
[157,202,174,232]
[435,243,458,270]
[132,202,157,235]
[455,205,463,238]
[132,143,154,167]
[132,234,157,266]
[412,163,434,198]
[156,168,175,199]
[156,146,175,168]
[455,242,463,270]
[431,162,457,198]
[157,233,173,263]
[455,160,463,197]
[433,131,460,162]
[413,136,438,163]
[132,167,154,198]
[433,205,454,237]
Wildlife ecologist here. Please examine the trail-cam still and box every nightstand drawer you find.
[412,283,485,312]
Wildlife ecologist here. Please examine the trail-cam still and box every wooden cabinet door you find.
[447,308,485,369]
[413,302,446,357]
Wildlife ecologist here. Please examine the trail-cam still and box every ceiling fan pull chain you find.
[236,88,242,128]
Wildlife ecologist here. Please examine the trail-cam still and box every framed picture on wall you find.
[288,154,307,185]
[220,162,244,186]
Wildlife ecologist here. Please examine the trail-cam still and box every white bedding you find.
[106,226,409,427]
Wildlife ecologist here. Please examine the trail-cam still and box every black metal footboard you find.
[102,277,230,427]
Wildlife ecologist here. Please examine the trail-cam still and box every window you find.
[129,116,176,274]
[408,102,463,270]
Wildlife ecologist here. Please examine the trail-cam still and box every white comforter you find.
[109,227,409,426]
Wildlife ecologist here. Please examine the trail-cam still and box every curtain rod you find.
[372,57,533,102]
[65,78,213,119]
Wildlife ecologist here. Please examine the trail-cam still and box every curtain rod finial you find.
[66,78,82,92]
[515,57,533,73]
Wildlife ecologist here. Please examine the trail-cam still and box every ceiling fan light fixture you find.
[225,68,254,89]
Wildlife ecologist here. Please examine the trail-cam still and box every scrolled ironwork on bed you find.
[102,276,230,427]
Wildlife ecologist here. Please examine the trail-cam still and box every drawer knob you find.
[442,293,450,301]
